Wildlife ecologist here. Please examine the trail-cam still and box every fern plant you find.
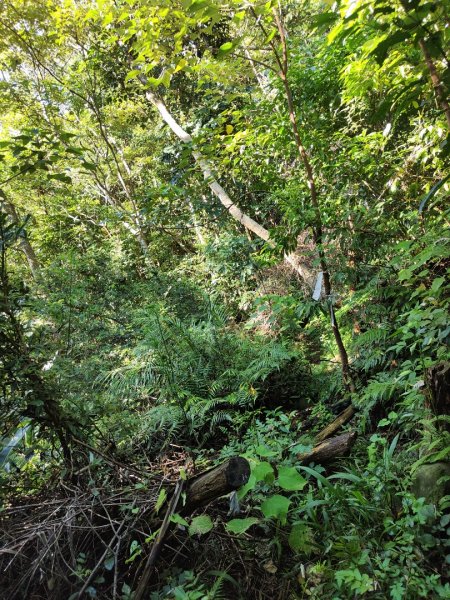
[99,301,301,447]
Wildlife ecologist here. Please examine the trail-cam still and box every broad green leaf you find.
[170,513,189,527]
[253,461,275,483]
[188,515,213,536]
[225,517,259,534]
[276,466,307,491]
[154,488,167,514]
[261,495,291,524]
[48,173,72,183]
[125,70,141,82]
[219,41,234,54]
[237,474,256,500]
[398,269,413,281]
[431,277,445,293]
[254,444,278,458]
[81,161,97,171]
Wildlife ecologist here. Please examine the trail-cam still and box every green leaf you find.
[188,515,213,536]
[297,465,332,487]
[154,489,167,514]
[260,495,291,524]
[276,466,307,491]
[219,41,234,54]
[430,277,445,293]
[145,529,159,543]
[48,173,72,184]
[312,11,338,29]
[398,269,413,281]
[253,461,275,483]
[419,174,450,213]
[388,433,400,459]
[81,161,97,171]
[237,474,256,500]
[170,513,189,527]
[225,517,259,534]
[264,28,277,44]
[254,444,278,458]
[125,70,141,82]
[372,30,409,65]
[104,555,115,571]
[328,472,362,483]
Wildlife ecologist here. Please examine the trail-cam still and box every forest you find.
[0,0,449,598]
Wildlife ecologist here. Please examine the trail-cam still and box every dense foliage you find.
[0,0,449,598]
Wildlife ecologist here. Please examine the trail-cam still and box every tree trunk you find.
[253,8,355,391]
[0,195,41,279]
[419,39,450,130]
[425,362,450,426]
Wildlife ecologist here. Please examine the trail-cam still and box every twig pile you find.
[0,445,192,600]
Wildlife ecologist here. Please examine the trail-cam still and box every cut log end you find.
[225,456,251,488]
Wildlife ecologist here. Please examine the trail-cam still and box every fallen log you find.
[315,405,355,443]
[181,456,250,514]
[298,431,357,464]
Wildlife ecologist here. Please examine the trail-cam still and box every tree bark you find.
[298,432,357,464]
[267,8,354,391]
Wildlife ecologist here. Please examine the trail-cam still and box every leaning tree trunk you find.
[315,405,356,443]
[144,90,316,289]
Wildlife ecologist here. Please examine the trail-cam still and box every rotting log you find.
[181,456,250,514]
[298,432,357,464]
[315,405,355,443]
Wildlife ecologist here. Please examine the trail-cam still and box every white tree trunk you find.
[146,91,315,289]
